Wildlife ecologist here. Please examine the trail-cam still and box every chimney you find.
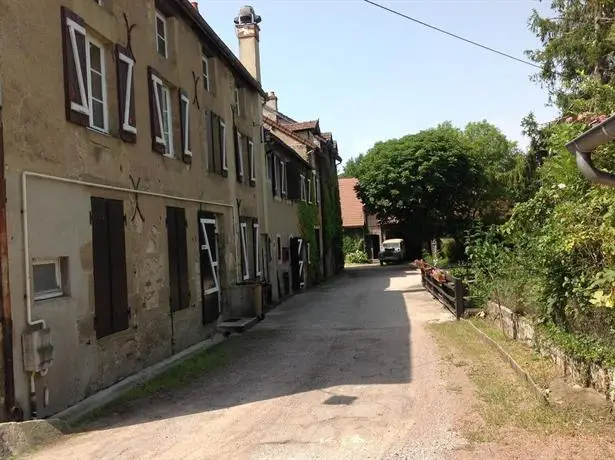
[234,6,262,82]
[265,91,278,120]
[191,2,198,11]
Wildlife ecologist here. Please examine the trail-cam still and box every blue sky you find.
[196,0,557,165]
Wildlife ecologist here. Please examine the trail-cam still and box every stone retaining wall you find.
[486,301,615,405]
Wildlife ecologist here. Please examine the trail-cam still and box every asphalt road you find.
[25,265,466,460]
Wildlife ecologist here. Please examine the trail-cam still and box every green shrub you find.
[441,238,465,264]
[345,250,369,264]
[343,235,364,255]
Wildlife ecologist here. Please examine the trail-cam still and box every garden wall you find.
[486,302,615,405]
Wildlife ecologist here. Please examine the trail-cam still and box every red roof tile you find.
[286,120,319,132]
[263,116,319,149]
[339,178,365,228]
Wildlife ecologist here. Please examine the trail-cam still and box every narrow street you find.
[25,265,469,460]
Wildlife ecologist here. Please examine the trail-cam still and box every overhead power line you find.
[362,0,542,69]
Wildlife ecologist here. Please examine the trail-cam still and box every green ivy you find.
[538,323,615,368]
[297,201,320,279]
[322,177,342,247]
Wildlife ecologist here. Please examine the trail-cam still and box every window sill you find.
[96,325,135,344]
[33,294,68,305]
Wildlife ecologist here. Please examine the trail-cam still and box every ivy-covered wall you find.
[297,202,321,282]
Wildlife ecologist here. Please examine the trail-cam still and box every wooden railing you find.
[416,262,469,319]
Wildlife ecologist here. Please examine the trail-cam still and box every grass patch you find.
[428,320,614,443]
[72,338,240,429]
[470,317,560,388]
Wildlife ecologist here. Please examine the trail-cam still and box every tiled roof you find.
[286,120,319,132]
[559,112,610,127]
[339,178,365,228]
[265,129,311,168]
[263,116,319,149]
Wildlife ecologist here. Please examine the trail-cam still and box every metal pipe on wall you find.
[21,171,235,417]
[0,84,20,421]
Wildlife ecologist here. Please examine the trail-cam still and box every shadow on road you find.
[73,264,421,434]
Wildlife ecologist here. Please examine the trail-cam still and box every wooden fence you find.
[418,263,469,319]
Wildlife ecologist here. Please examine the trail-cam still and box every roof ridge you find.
[263,116,319,149]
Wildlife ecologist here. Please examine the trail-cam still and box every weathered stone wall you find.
[0,0,265,419]
[486,302,615,406]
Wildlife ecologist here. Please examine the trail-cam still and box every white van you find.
[379,239,405,265]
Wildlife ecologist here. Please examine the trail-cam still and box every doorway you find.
[366,234,380,260]
[198,212,221,324]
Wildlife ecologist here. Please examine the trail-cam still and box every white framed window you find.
[180,92,191,157]
[300,174,306,201]
[307,176,312,203]
[234,87,241,116]
[240,222,250,280]
[33,259,65,301]
[274,156,280,195]
[85,37,108,132]
[249,140,255,183]
[202,54,210,92]
[266,153,272,183]
[315,172,321,205]
[220,121,228,171]
[154,81,173,156]
[155,11,168,58]
[236,132,244,180]
[281,161,287,196]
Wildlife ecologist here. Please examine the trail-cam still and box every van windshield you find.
[383,243,399,250]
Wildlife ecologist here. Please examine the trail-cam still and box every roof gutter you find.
[565,113,615,187]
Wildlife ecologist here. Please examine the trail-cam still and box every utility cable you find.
[363,0,542,69]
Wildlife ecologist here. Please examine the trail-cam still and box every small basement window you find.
[33,259,66,301]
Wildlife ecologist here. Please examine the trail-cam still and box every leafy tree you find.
[526,0,615,110]
[339,154,364,178]
[355,123,482,246]
[464,121,521,223]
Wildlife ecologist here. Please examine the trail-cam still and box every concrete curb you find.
[0,419,69,458]
[55,333,226,425]
[463,318,549,405]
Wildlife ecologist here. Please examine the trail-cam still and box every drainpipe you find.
[0,83,19,421]
[565,113,615,187]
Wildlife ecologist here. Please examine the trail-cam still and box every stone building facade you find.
[0,0,343,422]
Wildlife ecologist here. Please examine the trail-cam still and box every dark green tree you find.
[355,123,482,246]
[526,0,615,111]
[339,154,364,178]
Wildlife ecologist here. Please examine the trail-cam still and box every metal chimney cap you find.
[234,5,261,25]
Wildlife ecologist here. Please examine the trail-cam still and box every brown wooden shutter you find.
[167,207,190,312]
[234,127,243,183]
[91,197,113,339]
[270,154,276,196]
[179,88,192,164]
[206,111,215,172]
[115,44,137,143]
[176,209,190,310]
[61,7,89,126]
[287,161,299,201]
[147,66,165,154]
[107,199,129,332]
[166,207,179,312]
[210,113,221,173]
